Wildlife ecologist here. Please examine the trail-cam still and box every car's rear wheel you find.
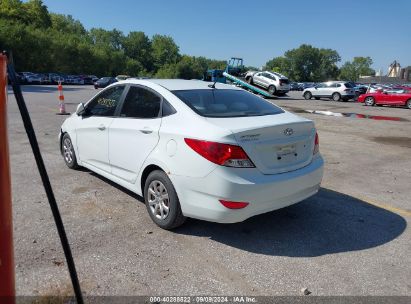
[304,92,312,100]
[406,99,411,109]
[62,133,79,169]
[144,170,186,230]
[247,77,253,85]
[268,85,276,95]
[364,96,375,106]
[332,92,341,101]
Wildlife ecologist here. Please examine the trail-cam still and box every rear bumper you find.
[170,156,324,223]
[277,86,290,94]
[277,89,290,94]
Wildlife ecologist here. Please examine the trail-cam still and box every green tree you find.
[265,56,291,75]
[339,57,375,81]
[265,44,341,82]
[0,0,26,23]
[89,28,124,51]
[155,63,177,78]
[317,48,341,81]
[123,31,153,71]
[124,58,144,76]
[151,34,180,69]
[23,0,51,28]
[50,13,87,36]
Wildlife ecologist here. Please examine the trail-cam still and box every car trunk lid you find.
[206,112,316,174]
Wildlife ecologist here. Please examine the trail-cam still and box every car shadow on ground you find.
[85,172,407,257]
[175,188,406,257]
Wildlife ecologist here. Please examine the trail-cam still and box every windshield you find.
[172,89,284,118]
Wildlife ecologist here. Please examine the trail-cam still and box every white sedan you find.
[60,79,324,229]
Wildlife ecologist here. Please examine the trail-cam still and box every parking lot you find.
[8,85,411,296]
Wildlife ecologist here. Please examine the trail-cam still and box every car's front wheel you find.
[364,96,375,106]
[144,170,186,229]
[406,99,411,109]
[247,77,253,85]
[62,133,79,169]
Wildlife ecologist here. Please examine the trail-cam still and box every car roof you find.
[265,71,286,77]
[121,79,243,91]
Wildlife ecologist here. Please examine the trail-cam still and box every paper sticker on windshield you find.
[98,98,116,108]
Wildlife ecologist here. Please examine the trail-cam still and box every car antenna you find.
[208,81,217,89]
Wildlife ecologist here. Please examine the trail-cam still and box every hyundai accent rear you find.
[60,79,324,229]
[166,84,323,224]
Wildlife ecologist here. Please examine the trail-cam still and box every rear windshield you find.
[344,82,354,88]
[172,89,284,118]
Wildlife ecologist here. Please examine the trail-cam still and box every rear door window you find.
[120,86,161,119]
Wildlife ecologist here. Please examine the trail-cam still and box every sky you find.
[41,0,410,73]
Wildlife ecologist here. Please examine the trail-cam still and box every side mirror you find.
[76,103,86,116]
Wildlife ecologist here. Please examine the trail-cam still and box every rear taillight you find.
[313,132,319,155]
[344,88,351,92]
[219,200,249,209]
[184,138,255,168]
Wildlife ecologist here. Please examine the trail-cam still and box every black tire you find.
[61,133,79,169]
[332,92,341,101]
[406,99,411,109]
[144,170,186,230]
[247,77,253,85]
[342,98,349,102]
[364,96,375,106]
[268,85,276,95]
[304,91,312,100]
[314,97,320,100]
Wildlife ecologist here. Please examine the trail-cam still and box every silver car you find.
[303,81,355,101]
[245,71,290,96]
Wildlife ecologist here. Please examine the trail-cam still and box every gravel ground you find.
[6,85,411,297]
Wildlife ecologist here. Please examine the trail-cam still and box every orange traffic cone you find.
[56,81,70,115]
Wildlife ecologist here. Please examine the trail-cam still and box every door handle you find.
[140,128,153,134]
[98,124,106,131]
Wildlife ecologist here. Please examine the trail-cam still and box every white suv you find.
[303,81,355,101]
[246,71,290,96]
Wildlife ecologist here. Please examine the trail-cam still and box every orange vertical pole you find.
[0,54,15,302]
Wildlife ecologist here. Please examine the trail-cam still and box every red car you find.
[358,90,411,109]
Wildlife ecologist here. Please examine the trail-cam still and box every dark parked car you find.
[81,75,99,85]
[94,77,117,89]
[290,82,299,91]
[302,82,316,90]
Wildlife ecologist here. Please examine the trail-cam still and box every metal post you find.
[0,54,15,303]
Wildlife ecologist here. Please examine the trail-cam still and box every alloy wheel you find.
[148,180,170,220]
[63,138,74,164]
[365,97,375,106]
